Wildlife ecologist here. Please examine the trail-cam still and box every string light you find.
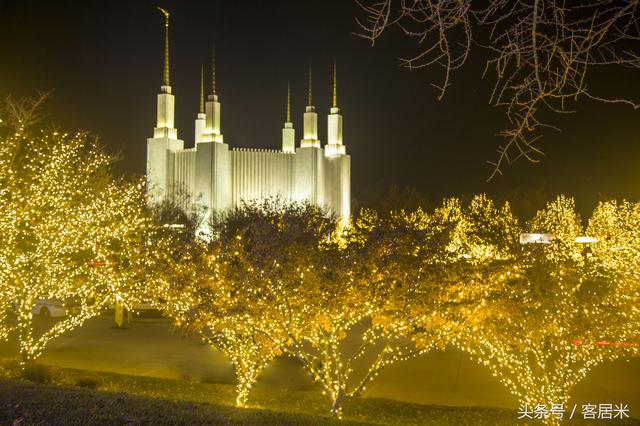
[437,196,640,426]
[3,111,625,423]
[160,196,638,419]
[0,96,153,364]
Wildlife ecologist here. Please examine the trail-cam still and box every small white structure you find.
[146,13,350,223]
[519,233,598,245]
[519,233,556,244]
[575,236,598,244]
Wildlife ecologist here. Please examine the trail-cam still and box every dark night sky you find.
[1,0,639,215]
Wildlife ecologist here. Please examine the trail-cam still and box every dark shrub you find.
[22,363,62,384]
[199,372,234,385]
[76,375,103,389]
[0,359,22,379]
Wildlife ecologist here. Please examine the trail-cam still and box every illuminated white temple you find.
[146,11,350,223]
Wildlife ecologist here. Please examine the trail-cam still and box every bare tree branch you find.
[356,0,640,180]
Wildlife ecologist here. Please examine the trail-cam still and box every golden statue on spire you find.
[158,7,170,87]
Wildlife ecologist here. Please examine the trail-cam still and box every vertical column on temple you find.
[282,83,295,153]
[300,64,320,148]
[324,61,350,225]
[146,7,184,205]
[196,44,231,218]
[295,64,324,206]
[204,46,223,143]
[325,61,345,157]
[195,65,206,143]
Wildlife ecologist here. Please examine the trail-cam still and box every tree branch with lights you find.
[449,196,639,425]
[154,193,638,420]
[160,201,313,406]
[0,94,153,364]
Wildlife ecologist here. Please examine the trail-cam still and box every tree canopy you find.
[0,95,153,363]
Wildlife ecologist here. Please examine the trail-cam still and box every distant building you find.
[146,12,350,224]
[519,233,555,244]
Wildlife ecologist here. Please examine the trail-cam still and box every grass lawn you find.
[0,380,355,425]
[0,363,638,425]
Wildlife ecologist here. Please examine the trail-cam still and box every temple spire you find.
[326,59,344,155]
[302,63,319,146]
[287,82,291,123]
[199,65,205,114]
[205,44,223,143]
[211,45,217,96]
[332,60,337,108]
[158,7,170,87]
[307,64,312,106]
[282,82,295,153]
[195,65,206,143]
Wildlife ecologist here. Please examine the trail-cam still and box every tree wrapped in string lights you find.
[163,199,448,415]
[0,94,152,363]
[160,194,637,419]
[408,194,522,346]
[275,197,516,417]
[276,210,432,418]
[164,236,289,407]
[452,196,639,425]
[161,200,332,406]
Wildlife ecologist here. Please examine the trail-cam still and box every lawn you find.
[0,380,357,425]
[0,362,638,425]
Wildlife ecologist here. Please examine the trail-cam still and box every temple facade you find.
[146,11,350,224]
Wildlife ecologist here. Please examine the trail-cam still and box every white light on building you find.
[519,233,555,244]
[145,15,350,223]
[575,236,598,244]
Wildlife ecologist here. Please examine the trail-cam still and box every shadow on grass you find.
[0,380,359,426]
[0,363,638,425]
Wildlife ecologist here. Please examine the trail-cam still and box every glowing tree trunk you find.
[456,197,640,426]
[287,320,425,418]
[202,328,280,407]
[15,290,114,365]
[461,335,630,426]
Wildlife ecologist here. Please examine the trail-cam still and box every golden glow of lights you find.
[160,196,638,421]
[0,96,153,364]
[4,97,635,424]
